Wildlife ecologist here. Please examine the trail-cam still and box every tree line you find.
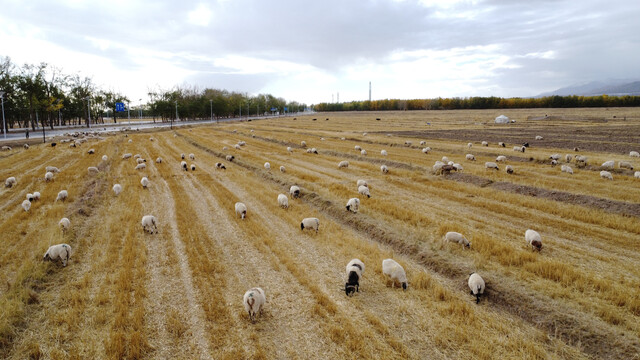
[0,56,306,132]
[313,94,640,112]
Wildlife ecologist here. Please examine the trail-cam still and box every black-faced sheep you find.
[235,202,247,219]
[345,259,365,296]
[525,229,542,251]
[468,272,485,304]
[216,162,226,170]
[346,198,360,213]
[142,215,158,234]
[290,185,301,198]
[300,217,319,232]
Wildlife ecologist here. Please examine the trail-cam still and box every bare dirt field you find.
[1,108,639,359]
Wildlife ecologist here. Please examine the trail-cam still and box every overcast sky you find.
[1,0,639,105]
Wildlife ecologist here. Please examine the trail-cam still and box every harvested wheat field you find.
[1,108,639,359]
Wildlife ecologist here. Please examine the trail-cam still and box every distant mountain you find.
[536,80,640,97]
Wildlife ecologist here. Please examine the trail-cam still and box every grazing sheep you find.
[420,141,427,146]
[235,202,247,219]
[22,199,31,212]
[619,161,634,170]
[404,141,412,146]
[345,259,365,296]
[467,142,473,148]
[453,163,463,172]
[290,185,301,198]
[59,217,70,231]
[550,159,558,166]
[46,166,60,173]
[561,165,574,174]
[523,142,530,148]
[102,155,108,161]
[149,137,154,141]
[346,198,360,213]
[56,190,68,202]
[358,185,370,198]
[113,184,122,195]
[88,166,99,174]
[513,146,525,152]
[549,154,561,161]
[565,154,572,163]
[5,176,17,188]
[576,155,588,165]
[181,154,185,160]
[381,149,388,156]
[485,162,499,170]
[156,157,162,163]
[310,148,318,154]
[363,132,368,136]
[305,148,312,153]
[287,146,293,152]
[300,217,320,232]
[88,148,95,154]
[468,273,485,304]
[216,162,226,170]
[360,149,367,156]
[635,171,640,178]
[630,151,640,158]
[181,161,188,171]
[496,155,507,162]
[264,162,270,170]
[135,163,146,170]
[1,145,11,151]
[243,287,266,323]
[466,154,476,161]
[600,170,613,180]
[136,158,146,164]
[601,160,615,168]
[525,229,542,251]
[381,165,389,174]
[354,145,362,151]
[442,156,450,163]
[422,147,431,154]
[481,141,488,147]
[433,161,445,173]
[26,193,35,202]
[535,135,543,140]
[280,166,285,173]
[122,153,133,160]
[444,231,471,248]
[141,177,149,188]
[190,164,196,171]
[43,244,72,267]
[141,215,158,234]
[32,192,41,201]
[127,139,132,143]
[338,161,349,168]
[357,180,368,188]
[498,142,505,147]
[189,153,195,160]
[301,141,307,148]
[226,155,234,162]
[506,165,514,174]
[382,259,407,290]
[278,194,289,209]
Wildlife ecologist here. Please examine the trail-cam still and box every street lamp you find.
[127,102,131,125]
[139,98,142,119]
[85,96,91,128]
[0,91,6,139]
[173,100,178,129]
[210,99,213,122]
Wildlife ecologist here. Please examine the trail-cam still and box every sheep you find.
[444,231,471,248]
[310,148,318,154]
[216,162,226,170]
[535,135,543,140]
[233,144,240,150]
[226,155,235,162]
[360,149,367,156]
[127,139,132,143]
[141,215,158,234]
[1,145,11,151]
[156,157,162,163]
[630,151,640,158]
[635,171,640,179]
[280,166,285,173]
[59,217,70,231]
[141,177,149,188]
[498,142,505,147]
[301,141,307,148]
[290,185,301,198]
[181,153,185,160]
[358,185,370,198]
[619,161,634,170]
[453,163,463,172]
[382,259,407,290]
[433,161,445,173]
[549,154,561,161]
[134,154,141,159]
[467,142,473,148]
[149,137,154,141]
[381,149,388,156]
[88,166,99,174]
[136,158,146,164]
[513,146,525,152]
[466,154,476,161]
[33,192,41,201]
[88,148,95,154]
[404,141,412,147]
[525,229,542,251]
[485,162,499,170]
[420,141,427,146]
[56,190,68,202]
[564,154,572,163]
[5,176,17,188]
[26,193,35,202]
[189,153,195,160]
[278,194,289,209]
[523,142,530,148]
[550,159,558,166]
[346,198,360,213]
[306,148,312,153]
[46,166,60,173]
[135,163,147,170]
[238,141,246,146]
[363,132,368,136]
[287,146,293,152]
[468,273,485,304]
[601,160,615,169]
[300,217,319,233]
[190,164,196,171]
[505,165,514,174]
[481,141,488,147]
[575,155,588,165]
[43,244,72,267]
[122,153,132,159]
[338,161,349,168]
[181,161,188,171]
[345,259,365,296]
[381,165,389,174]
[422,147,431,154]
[354,145,362,151]
[496,155,507,162]
[22,199,31,212]
[600,170,613,180]
[561,165,574,174]
[264,162,270,170]
[442,156,450,163]
[235,202,247,220]
[113,184,122,195]
[243,287,266,323]
[357,180,368,188]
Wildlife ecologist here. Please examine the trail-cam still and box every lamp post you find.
[210,99,213,122]
[0,91,6,139]
[85,96,91,128]
[127,102,131,125]
[138,98,142,119]
[173,101,178,129]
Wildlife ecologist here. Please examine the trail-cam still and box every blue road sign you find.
[270,107,277,111]
[284,107,288,111]
[116,102,125,112]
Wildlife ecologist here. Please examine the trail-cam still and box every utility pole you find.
[86,96,91,128]
[210,99,213,122]
[369,81,371,102]
[127,103,131,125]
[0,91,6,139]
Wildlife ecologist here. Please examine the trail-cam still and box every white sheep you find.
[243,287,266,323]
[33,192,41,201]
[136,158,146,164]
[444,231,470,248]
[127,139,132,143]
[600,170,613,180]
[301,141,307,148]
[561,165,574,174]
[433,161,445,173]
[358,185,370,198]
[235,202,247,219]
[485,162,499,170]
[141,215,158,234]
[635,171,640,178]
[135,163,146,170]
[565,154,572,163]
[525,229,542,251]
[223,146,228,151]
[300,217,319,232]
[496,155,507,162]
[381,164,389,174]
[345,258,365,296]
[466,154,476,161]
[404,141,412,146]
[134,154,141,159]
[467,142,473,148]
[290,185,301,198]
[88,148,95,154]
[601,160,615,168]
[113,184,122,195]
[226,155,234,162]
[481,141,488,147]
[59,217,70,231]
[338,161,349,168]
[420,141,427,146]
[56,190,68,202]
[286,146,293,153]
[181,161,188,171]
[576,155,588,165]
[357,179,368,188]
[381,149,388,156]
[46,166,60,173]
[619,161,634,170]
[549,154,561,161]
[535,135,543,140]
[422,147,431,154]
[513,146,525,152]
[363,132,368,136]
[498,142,505,147]
[453,163,463,171]
[310,148,318,154]
[189,153,195,160]
[354,145,362,151]
[26,193,34,202]
[216,162,226,170]
[264,162,271,170]
[346,198,360,213]
[360,149,367,156]
[278,194,289,209]
[468,273,485,304]
[102,155,108,161]
[5,176,17,188]
[190,164,196,171]
[88,166,99,174]
[505,165,514,174]
[122,153,132,159]
[441,156,449,163]
[156,157,162,163]
[149,137,154,141]
[181,153,185,160]
[43,244,72,267]
[280,166,285,173]
[382,259,407,290]
[630,151,640,158]
[141,177,149,188]
[22,199,31,212]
